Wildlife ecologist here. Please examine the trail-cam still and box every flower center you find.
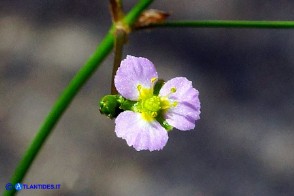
[143,96,161,112]
[135,82,178,121]
[141,96,161,120]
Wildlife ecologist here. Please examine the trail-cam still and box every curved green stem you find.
[4,33,114,196]
[4,0,153,195]
[139,20,294,29]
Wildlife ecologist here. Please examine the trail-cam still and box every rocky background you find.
[1,1,294,195]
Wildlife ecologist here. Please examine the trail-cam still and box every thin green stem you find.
[4,30,115,196]
[4,0,153,195]
[123,0,154,25]
[139,20,294,29]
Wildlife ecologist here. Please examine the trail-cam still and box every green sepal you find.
[118,97,137,111]
[162,120,173,131]
[153,79,165,95]
[156,111,173,131]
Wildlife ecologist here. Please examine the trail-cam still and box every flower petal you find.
[114,55,158,101]
[115,111,168,151]
[159,77,201,131]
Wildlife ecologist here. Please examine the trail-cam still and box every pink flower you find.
[114,55,201,151]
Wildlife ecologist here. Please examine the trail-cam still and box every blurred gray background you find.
[1,0,294,195]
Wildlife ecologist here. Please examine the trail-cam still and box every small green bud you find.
[99,95,123,119]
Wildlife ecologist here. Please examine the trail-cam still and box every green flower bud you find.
[99,95,123,119]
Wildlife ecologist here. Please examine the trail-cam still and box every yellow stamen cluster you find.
[135,80,178,121]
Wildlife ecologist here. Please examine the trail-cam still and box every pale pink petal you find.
[159,77,201,131]
[115,111,168,151]
[114,55,158,101]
